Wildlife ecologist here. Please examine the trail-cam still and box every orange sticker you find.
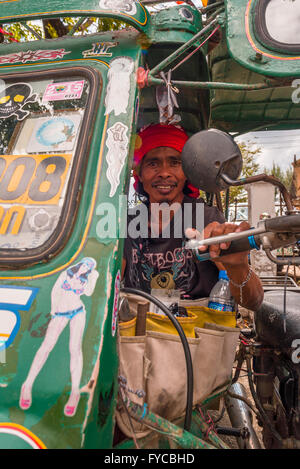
[0,154,72,205]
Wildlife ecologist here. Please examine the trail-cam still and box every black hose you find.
[120,287,194,432]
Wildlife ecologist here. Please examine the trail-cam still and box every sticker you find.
[19,258,99,418]
[99,0,137,15]
[83,42,117,58]
[0,154,72,205]
[105,57,134,116]
[0,423,46,449]
[28,209,53,232]
[0,83,37,121]
[0,49,71,65]
[42,81,84,102]
[0,286,38,351]
[112,270,121,337]
[105,122,129,197]
[28,115,81,152]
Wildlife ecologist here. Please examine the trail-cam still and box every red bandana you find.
[133,124,199,198]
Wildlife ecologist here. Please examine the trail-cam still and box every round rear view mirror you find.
[182,129,243,193]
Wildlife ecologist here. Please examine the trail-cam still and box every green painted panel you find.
[210,33,300,132]
[0,35,141,448]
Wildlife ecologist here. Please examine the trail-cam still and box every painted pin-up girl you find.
[19,257,99,417]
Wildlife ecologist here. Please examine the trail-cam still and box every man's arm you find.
[187,221,264,310]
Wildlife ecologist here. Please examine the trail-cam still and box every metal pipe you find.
[147,76,273,91]
[21,22,43,40]
[265,248,300,266]
[124,396,216,449]
[221,173,294,213]
[225,382,262,449]
[185,224,266,250]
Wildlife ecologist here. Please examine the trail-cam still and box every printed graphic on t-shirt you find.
[128,239,197,295]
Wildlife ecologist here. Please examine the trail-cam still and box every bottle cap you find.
[218,270,229,281]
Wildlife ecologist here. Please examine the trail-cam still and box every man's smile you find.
[152,181,177,193]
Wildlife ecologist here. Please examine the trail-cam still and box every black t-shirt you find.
[123,196,225,299]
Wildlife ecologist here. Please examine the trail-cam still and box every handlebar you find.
[185,213,300,265]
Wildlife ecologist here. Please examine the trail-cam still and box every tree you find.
[264,162,293,193]
[4,16,125,42]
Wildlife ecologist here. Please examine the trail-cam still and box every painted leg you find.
[64,311,86,417]
[19,316,69,410]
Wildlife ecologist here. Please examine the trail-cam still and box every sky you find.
[236,130,300,172]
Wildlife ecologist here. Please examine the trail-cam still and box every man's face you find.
[138,146,187,204]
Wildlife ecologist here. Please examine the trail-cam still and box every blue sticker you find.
[0,285,38,351]
[36,117,75,147]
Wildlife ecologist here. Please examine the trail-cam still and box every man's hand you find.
[186,221,264,309]
[186,221,250,267]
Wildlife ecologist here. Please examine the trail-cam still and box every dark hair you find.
[135,180,194,202]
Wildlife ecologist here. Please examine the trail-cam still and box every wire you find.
[283,261,291,334]
[171,24,221,72]
[121,287,194,432]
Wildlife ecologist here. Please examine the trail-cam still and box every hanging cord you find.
[118,387,140,449]
[171,24,221,73]
[196,405,216,440]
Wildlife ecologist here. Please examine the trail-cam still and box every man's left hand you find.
[186,221,250,267]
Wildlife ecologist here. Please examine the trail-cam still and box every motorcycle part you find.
[181,128,243,193]
[255,290,300,348]
[225,382,262,449]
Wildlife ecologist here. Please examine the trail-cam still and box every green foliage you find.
[3,16,126,42]
[264,161,293,193]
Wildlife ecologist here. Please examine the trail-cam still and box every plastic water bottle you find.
[208,270,235,312]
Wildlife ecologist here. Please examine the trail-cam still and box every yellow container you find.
[146,311,198,338]
[119,306,236,338]
[119,316,136,337]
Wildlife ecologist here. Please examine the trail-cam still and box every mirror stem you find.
[220,173,293,213]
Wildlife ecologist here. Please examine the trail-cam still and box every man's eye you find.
[170,159,181,166]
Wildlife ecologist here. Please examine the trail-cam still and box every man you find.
[123,123,263,310]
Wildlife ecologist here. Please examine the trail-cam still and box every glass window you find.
[255,0,300,54]
[0,68,98,264]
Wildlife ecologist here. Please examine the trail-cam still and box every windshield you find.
[0,71,91,257]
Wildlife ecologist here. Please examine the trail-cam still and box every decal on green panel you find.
[0,423,46,449]
[19,257,98,418]
[0,285,38,351]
